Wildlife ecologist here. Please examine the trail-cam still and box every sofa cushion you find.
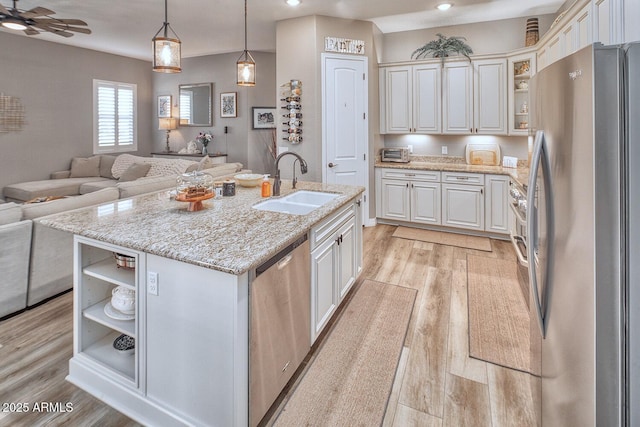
[3,177,111,202]
[185,155,217,173]
[99,155,117,179]
[0,202,22,226]
[21,187,120,220]
[117,175,177,198]
[119,163,152,182]
[79,180,118,194]
[111,154,197,179]
[200,162,244,179]
[70,156,101,178]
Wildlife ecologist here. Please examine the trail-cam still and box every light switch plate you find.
[407,145,413,153]
[148,272,159,296]
[441,146,448,155]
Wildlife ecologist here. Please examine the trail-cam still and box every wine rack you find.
[280,80,303,144]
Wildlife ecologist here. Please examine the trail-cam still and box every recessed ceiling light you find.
[437,3,452,11]
[285,0,301,5]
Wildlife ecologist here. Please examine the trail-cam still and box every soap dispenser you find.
[261,175,271,198]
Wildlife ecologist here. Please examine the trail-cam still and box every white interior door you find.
[322,53,369,225]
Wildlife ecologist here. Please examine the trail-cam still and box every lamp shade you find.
[153,35,181,73]
[159,117,178,130]
[237,52,256,86]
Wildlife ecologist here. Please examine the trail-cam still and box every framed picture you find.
[157,95,172,118]
[252,107,276,129]
[220,92,237,118]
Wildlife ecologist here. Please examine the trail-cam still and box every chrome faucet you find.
[273,152,308,196]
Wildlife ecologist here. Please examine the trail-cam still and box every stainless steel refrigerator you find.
[528,42,639,426]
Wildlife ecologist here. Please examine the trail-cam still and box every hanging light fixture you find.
[236,0,256,86]
[152,0,181,73]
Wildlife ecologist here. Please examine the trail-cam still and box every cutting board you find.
[465,143,501,166]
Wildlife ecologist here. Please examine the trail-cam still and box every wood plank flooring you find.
[0,224,536,426]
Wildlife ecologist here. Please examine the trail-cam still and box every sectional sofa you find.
[0,154,247,318]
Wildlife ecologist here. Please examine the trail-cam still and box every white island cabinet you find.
[71,236,249,427]
[45,181,365,427]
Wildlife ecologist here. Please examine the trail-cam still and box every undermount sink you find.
[253,191,340,215]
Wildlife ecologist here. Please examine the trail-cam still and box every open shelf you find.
[83,298,136,338]
[83,331,136,382]
[83,258,135,289]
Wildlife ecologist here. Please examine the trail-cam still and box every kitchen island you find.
[41,180,364,427]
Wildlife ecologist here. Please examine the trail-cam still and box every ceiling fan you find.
[0,0,91,38]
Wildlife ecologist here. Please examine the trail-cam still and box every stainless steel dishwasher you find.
[249,234,310,427]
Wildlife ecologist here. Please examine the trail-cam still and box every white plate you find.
[104,302,135,320]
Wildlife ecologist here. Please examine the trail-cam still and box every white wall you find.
[625,0,640,43]
[151,51,276,174]
[0,31,152,191]
[382,15,556,63]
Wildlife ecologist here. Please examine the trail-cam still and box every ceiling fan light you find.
[437,3,453,10]
[285,0,301,6]
[2,19,27,31]
[237,51,256,86]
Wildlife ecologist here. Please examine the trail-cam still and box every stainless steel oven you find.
[509,178,529,305]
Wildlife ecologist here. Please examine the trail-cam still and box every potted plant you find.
[411,33,473,64]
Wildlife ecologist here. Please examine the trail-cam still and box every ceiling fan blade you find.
[45,23,91,34]
[31,23,74,37]
[47,18,88,26]
[0,4,10,15]
[21,7,55,18]
[23,27,40,35]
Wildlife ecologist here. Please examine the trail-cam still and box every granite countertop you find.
[41,181,364,275]
[375,155,530,189]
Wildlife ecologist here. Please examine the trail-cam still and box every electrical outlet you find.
[407,145,413,153]
[277,146,289,156]
[148,272,159,296]
[441,145,448,155]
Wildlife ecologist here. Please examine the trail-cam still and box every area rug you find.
[273,280,416,427]
[467,255,531,373]
[392,226,492,252]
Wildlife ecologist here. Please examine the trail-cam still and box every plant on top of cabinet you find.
[411,33,473,64]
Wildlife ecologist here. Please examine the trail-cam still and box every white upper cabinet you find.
[443,59,507,135]
[442,61,473,134]
[473,59,507,134]
[413,64,442,133]
[380,64,441,134]
[384,66,412,133]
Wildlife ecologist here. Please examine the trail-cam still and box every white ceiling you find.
[1,0,564,60]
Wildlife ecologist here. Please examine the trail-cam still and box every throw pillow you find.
[99,155,117,179]
[69,156,101,178]
[185,155,213,173]
[119,163,152,182]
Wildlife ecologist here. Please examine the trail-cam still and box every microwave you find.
[381,148,410,163]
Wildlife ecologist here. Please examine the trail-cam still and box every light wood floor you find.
[0,224,536,426]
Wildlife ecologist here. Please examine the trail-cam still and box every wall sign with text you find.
[324,37,365,55]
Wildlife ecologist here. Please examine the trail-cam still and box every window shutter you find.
[94,80,137,153]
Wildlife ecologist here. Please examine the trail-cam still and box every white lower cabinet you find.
[442,183,484,230]
[485,174,509,233]
[376,168,441,225]
[310,201,358,343]
[70,236,249,427]
[377,168,511,236]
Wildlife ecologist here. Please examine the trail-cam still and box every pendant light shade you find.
[152,0,181,73]
[237,0,256,86]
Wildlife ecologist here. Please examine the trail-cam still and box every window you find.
[93,80,137,153]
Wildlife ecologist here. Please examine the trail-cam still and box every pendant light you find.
[152,0,181,73]
[236,0,256,86]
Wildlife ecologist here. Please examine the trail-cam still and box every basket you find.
[114,253,135,270]
[525,18,539,47]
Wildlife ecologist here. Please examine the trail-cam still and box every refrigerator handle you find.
[527,130,547,338]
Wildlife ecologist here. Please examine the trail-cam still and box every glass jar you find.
[176,171,214,200]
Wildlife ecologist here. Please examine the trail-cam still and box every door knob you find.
[328,162,338,168]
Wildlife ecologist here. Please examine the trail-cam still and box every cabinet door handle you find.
[456,176,469,180]
[328,162,338,168]
[411,183,414,188]
[481,188,484,195]
[356,199,361,207]
[405,173,416,177]
[406,183,409,188]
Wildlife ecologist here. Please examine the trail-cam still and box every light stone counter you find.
[41,180,364,275]
[375,155,531,189]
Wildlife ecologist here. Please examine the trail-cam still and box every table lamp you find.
[159,117,178,152]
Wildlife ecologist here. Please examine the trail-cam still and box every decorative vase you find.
[525,18,539,47]
[202,145,208,155]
